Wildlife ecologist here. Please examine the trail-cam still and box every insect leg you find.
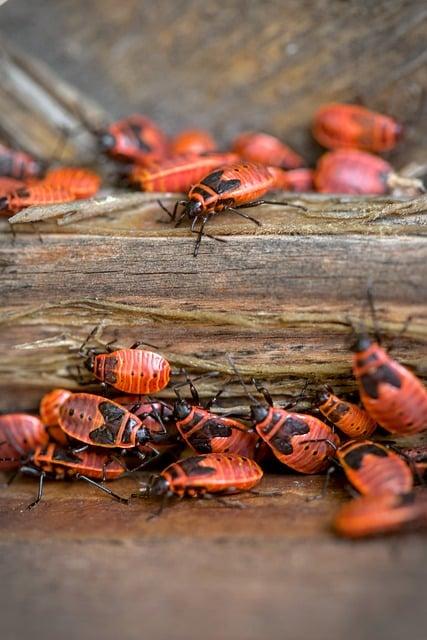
[192,216,208,257]
[146,493,172,520]
[75,473,128,503]
[226,207,261,226]
[306,464,337,502]
[21,468,46,509]
[254,199,307,212]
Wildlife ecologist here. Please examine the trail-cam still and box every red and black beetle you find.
[335,439,414,496]
[0,184,76,214]
[315,385,377,438]
[352,333,427,435]
[137,452,263,505]
[159,161,306,256]
[334,492,427,538]
[7,443,128,508]
[312,103,403,153]
[0,413,49,470]
[172,380,258,457]
[97,114,168,165]
[81,336,171,396]
[0,143,46,180]
[127,152,238,193]
[58,393,170,452]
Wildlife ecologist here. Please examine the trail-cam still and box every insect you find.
[333,492,427,538]
[113,395,179,452]
[158,161,306,256]
[169,129,217,156]
[239,378,340,474]
[312,103,403,153]
[335,439,413,496]
[0,176,27,197]
[269,167,314,192]
[42,167,101,199]
[127,152,238,193]
[0,184,76,214]
[0,414,48,470]
[315,385,377,438]
[0,143,46,180]
[10,443,127,508]
[39,388,72,445]
[97,114,168,165]
[173,380,258,457]
[314,149,424,195]
[83,341,171,395]
[352,333,427,435]
[136,453,263,508]
[232,132,304,170]
[251,402,340,473]
[57,393,168,454]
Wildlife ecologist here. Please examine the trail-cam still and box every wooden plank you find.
[1,475,426,640]
[0,196,426,412]
[0,38,107,162]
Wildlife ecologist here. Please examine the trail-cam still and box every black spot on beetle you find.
[356,352,379,368]
[52,448,82,464]
[344,443,389,470]
[187,420,234,453]
[328,402,350,422]
[360,364,402,399]
[91,402,126,443]
[89,426,116,444]
[128,123,152,153]
[99,401,125,428]
[121,416,139,444]
[269,415,309,455]
[192,187,212,200]
[178,456,216,477]
[201,169,241,194]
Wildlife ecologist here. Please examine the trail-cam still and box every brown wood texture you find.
[1,193,426,413]
[1,474,427,640]
[0,38,106,163]
[0,0,426,167]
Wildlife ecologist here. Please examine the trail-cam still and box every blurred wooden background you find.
[0,0,426,165]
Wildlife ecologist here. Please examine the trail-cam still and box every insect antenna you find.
[226,354,260,405]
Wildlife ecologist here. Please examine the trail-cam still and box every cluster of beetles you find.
[0,102,425,256]
[1,320,427,538]
[0,100,426,536]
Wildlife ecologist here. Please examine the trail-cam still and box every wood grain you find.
[0,195,426,412]
[1,474,426,640]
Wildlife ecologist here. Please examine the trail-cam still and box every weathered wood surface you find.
[1,474,427,640]
[0,38,106,163]
[0,1,426,167]
[0,194,426,412]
